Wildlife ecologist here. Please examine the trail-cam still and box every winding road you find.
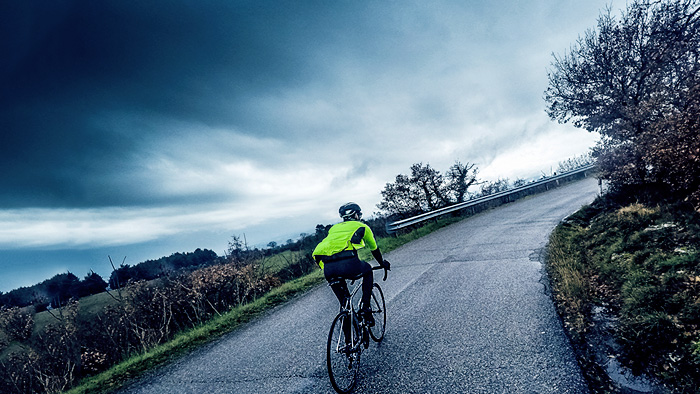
[118,177,599,394]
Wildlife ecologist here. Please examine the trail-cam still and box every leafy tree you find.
[315,224,330,240]
[108,263,132,290]
[377,160,481,217]
[640,84,700,205]
[410,163,449,211]
[556,153,595,173]
[108,249,220,287]
[446,161,479,203]
[377,173,423,217]
[545,0,700,205]
[44,272,80,308]
[479,178,511,196]
[513,178,527,188]
[73,271,108,298]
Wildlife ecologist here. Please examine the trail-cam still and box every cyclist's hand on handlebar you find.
[381,260,391,271]
[380,260,390,281]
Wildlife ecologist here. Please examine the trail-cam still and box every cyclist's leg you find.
[360,268,373,308]
[328,280,351,307]
[324,265,351,307]
[325,257,373,320]
[326,281,352,343]
[353,260,374,325]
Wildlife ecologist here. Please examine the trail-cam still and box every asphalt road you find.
[118,177,599,394]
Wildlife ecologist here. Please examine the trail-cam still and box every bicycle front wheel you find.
[368,283,386,342]
[327,311,360,393]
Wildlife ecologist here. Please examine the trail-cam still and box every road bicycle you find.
[326,265,387,393]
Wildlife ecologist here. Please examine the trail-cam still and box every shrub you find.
[0,306,34,343]
[1,351,36,394]
[548,198,700,392]
[0,257,285,394]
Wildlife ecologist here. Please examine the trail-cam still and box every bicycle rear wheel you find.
[368,283,386,342]
[327,312,360,393]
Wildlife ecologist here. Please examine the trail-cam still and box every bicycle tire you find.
[368,283,386,342]
[327,311,360,393]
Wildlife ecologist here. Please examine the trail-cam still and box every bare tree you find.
[227,235,248,268]
[546,0,700,139]
[545,0,700,201]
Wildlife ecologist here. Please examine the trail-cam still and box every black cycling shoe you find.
[339,343,353,354]
[360,307,375,327]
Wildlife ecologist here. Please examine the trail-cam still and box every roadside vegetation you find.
[548,195,700,393]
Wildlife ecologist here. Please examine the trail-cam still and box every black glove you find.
[382,260,391,271]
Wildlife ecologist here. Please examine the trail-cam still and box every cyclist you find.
[313,202,390,326]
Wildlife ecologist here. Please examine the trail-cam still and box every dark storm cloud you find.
[0,0,612,212]
[1,0,381,208]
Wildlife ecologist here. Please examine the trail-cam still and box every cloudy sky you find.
[0,0,617,292]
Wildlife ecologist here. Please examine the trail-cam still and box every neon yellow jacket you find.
[312,220,378,269]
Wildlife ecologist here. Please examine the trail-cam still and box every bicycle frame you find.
[330,265,386,353]
[329,278,364,353]
[326,265,387,393]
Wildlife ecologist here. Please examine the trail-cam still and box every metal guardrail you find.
[386,164,597,233]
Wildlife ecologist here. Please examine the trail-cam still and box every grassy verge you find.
[546,198,700,393]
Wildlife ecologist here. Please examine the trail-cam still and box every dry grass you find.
[547,199,700,393]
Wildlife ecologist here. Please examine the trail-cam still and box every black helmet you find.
[339,202,362,220]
